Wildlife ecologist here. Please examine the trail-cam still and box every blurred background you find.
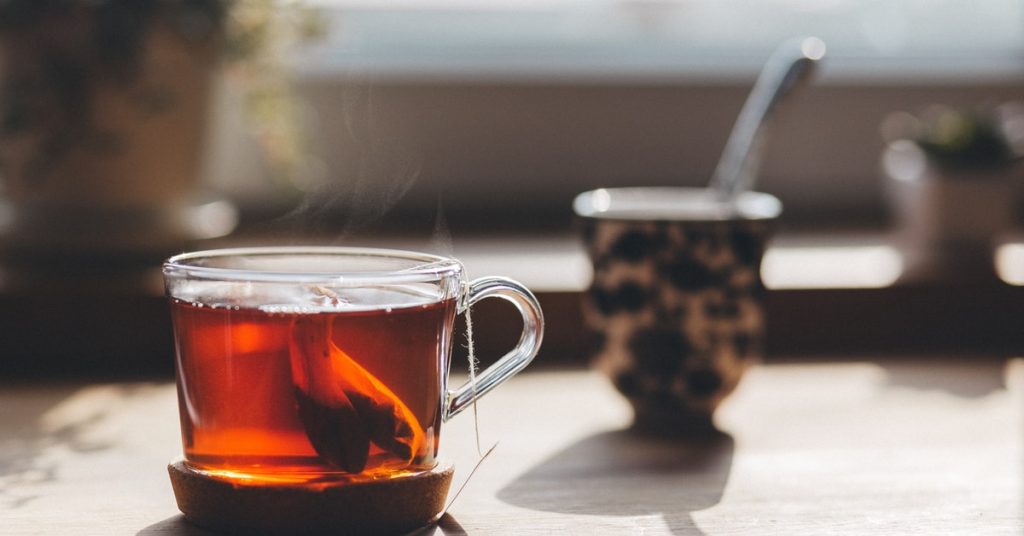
[0,0,1022,376]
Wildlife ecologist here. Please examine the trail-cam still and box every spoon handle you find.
[709,37,826,201]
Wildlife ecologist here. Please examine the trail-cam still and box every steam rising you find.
[279,86,426,239]
[431,196,454,257]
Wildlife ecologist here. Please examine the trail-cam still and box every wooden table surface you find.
[2,359,1021,535]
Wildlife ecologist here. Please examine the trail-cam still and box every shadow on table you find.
[137,513,467,535]
[137,515,218,535]
[0,384,114,509]
[407,513,468,535]
[497,429,733,535]
[876,357,1008,399]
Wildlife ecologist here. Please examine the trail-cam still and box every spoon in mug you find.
[708,36,826,203]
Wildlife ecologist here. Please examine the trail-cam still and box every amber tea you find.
[164,247,543,485]
[172,293,456,479]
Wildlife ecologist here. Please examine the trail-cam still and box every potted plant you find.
[0,0,321,290]
[881,103,1024,280]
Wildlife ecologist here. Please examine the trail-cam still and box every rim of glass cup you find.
[163,246,464,285]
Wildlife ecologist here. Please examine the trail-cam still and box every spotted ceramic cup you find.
[574,187,781,435]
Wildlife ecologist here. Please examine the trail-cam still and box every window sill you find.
[1,228,1020,378]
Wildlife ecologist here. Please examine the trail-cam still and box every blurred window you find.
[238,0,1024,226]
[299,0,1024,83]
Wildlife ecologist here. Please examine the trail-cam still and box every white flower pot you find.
[883,141,1022,280]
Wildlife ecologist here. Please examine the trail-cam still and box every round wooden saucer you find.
[168,461,453,535]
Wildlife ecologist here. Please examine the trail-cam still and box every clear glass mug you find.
[163,247,544,483]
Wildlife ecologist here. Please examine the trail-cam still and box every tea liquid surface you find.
[170,294,455,481]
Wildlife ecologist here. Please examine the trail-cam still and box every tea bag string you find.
[465,304,482,456]
[442,304,497,516]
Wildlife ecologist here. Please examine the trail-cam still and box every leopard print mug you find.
[574,187,781,436]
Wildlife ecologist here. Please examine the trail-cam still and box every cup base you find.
[168,459,453,535]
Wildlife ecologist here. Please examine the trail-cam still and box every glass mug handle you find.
[445,276,544,420]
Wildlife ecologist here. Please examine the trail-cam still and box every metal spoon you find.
[709,36,826,202]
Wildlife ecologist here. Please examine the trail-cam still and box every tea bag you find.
[290,315,425,473]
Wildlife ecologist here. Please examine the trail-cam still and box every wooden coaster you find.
[168,461,453,535]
